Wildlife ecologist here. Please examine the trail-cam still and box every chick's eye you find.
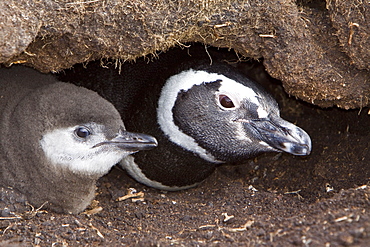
[75,127,91,138]
[219,94,235,108]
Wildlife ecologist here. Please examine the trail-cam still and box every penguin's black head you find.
[157,68,311,163]
[16,82,157,176]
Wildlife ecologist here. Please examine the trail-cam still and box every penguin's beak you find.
[93,128,158,151]
[238,115,311,156]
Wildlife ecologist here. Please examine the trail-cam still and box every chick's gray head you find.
[17,82,157,176]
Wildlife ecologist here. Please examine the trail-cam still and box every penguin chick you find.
[0,66,157,213]
[57,45,311,191]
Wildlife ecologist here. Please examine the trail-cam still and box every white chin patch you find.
[120,156,199,191]
[40,126,131,176]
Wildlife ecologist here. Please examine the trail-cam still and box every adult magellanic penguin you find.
[0,65,157,213]
[58,44,312,191]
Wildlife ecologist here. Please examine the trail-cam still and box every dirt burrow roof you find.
[1,0,369,109]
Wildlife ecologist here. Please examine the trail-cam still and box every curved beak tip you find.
[244,117,312,156]
[122,133,158,151]
[135,135,158,150]
[281,141,311,156]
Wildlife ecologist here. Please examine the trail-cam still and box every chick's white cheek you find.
[40,127,82,163]
[39,126,124,175]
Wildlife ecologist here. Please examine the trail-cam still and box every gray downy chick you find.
[0,66,157,213]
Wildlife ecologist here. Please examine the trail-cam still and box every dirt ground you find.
[1,48,370,246]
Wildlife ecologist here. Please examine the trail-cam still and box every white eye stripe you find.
[217,81,271,118]
[217,79,260,107]
[157,69,229,163]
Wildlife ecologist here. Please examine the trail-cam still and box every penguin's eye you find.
[219,94,235,108]
[75,127,91,139]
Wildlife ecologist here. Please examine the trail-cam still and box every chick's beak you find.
[240,115,311,156]
[94,127,158,151]
[112,130,158,151]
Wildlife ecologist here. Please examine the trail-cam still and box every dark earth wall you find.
[1,0,369,109]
